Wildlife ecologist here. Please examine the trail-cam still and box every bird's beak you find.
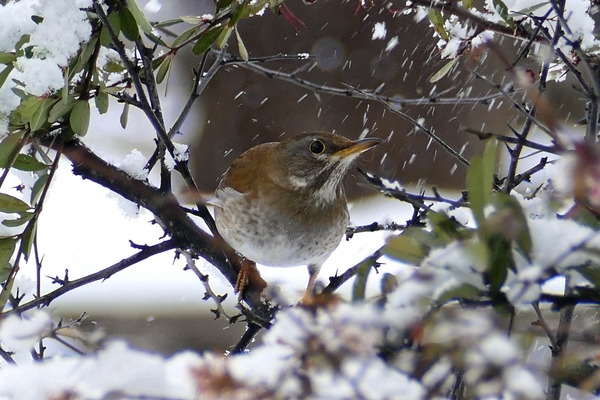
[336,137,381,158]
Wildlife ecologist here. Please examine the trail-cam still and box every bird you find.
[212,132,380,300]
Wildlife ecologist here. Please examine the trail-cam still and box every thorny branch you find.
[358,169,468,210]
[182,251,241,323]
[3,240,177,316]
[323,248,383,294]
[37,136,273,325]
[345,222,406,239]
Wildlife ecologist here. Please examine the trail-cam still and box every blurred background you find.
[25,0,587,355]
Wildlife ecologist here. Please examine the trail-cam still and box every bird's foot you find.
[299,289,342,310]
[235,259,268,301]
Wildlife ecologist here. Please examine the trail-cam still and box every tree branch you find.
[322,248,383,294]
[4,239,177,316]
[38,135,273,325]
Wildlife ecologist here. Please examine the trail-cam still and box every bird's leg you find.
[300,263,321,304]
[235,258,267,301]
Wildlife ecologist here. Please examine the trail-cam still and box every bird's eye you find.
[309,140,326,154]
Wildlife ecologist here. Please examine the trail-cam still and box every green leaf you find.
[154,18,184,28]
[0,270,14,308]
[229,0,249,26]
[104,62,125,73]
[0,238,16,273]
[192,26,225,55]
[95,90,109,114]
[151,54,168,70]
[126,0,154,35]
[428,211,471,242]
[13,154,48,171]
[492,0,515,28]
[62,67,69,103]
[380,273,398,296]
[0,193,30,213]
[216,0,235,10]
[181,15,205,24]
[143,30,169,48]
[119,6,140,41]
[488,192,532,259]
[14,34,31,54]
[21,220,36,261]
[428,9,448,40]
[11,87,29,100]
[29,98,54,131]
[436,283,482,305]
[577,265,600,288]
[69,100,91,136]
[171,24,199,49]
[466,139,497,225]
[486,234,512,292]
[383,228,432,264]
[352,256,377,302]
[216,26,233,49]
[100,12,121,46]
[120,102,129,129]
[462,0,474,8]
[430,58,458,83]
[0,64,14,90]
[48,96,76,123]
[72,36,99,77]
[0,133,23,168]
[235,28,249,62]
[155,54,172,84]
[0,262,11,284]
[16,96,43,122]
[0,52,16,64]
[31,174,48,204]
[2,212,34,227]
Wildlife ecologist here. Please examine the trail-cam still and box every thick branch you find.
[39,136,272,324]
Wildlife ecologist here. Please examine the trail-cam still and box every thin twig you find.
[364,90,470,167]
[0,130,32,189]
[322,248,383,294]
[236,58,518,108]
[182,251,239,323]
[510,157,549,188]
[532,302,557,349]
[0,143,62,311]
[547,0,600,97]
[358,169,467,209]
[462,128,558,154]
[2,240,177,316]
[469,69,554,137]
[345,222,405,239]
[0,346,15,364]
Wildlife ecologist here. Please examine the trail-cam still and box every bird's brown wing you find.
[217,143,276,194]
